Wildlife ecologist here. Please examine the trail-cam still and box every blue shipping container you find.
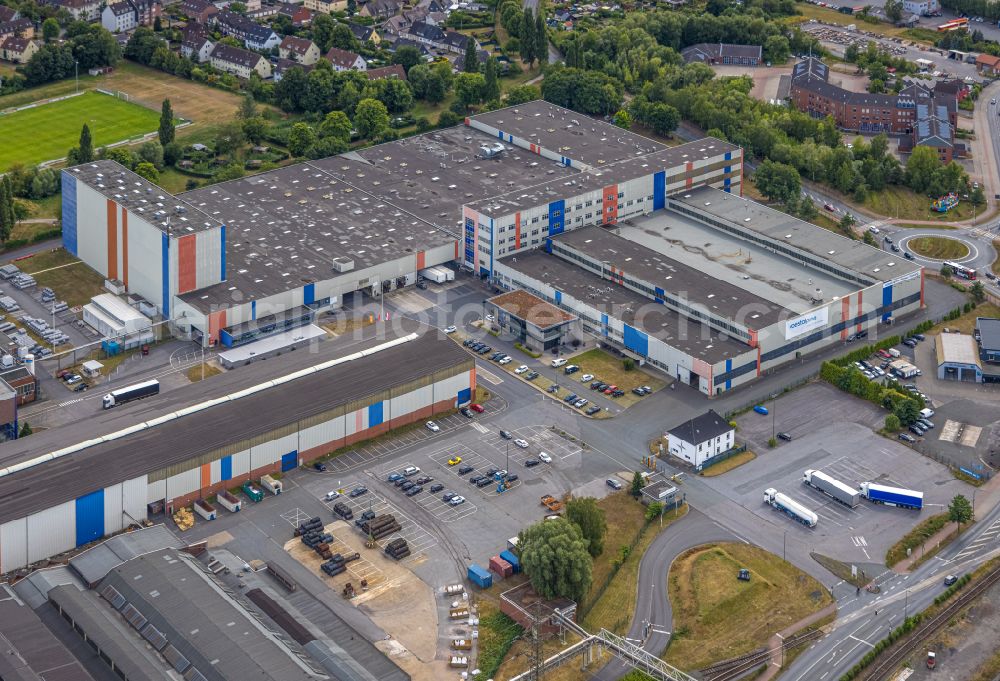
[500,550,520,573]
[467,563,493,589]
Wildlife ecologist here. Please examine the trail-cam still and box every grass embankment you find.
[15,247,105,307]
[786,3,927,41]
[909,236,970,260]
[477,600,524,680]
[864,186,978,222]
[886,513,950,567]
[0,91,161,171]
[185,363,223,382]
[930,303,1000,335]
[665,543,833,670]
[569,348,667,407]
[581,495,687,635]
[700,450,757,477]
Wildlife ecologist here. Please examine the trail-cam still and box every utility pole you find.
[529,601,544,681]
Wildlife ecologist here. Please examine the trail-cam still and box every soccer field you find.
[0,91,162,171]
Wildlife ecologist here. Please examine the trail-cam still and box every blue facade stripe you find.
[457,387,471,405]
[555,290,562,305]
[489,218,494,276]
[653,171,666,211]
[75,489,104,547]
[251,300,257,320]
[161,233,170,318]
[61,172,78,256]
[601,313,609,337]
[623,325,649,356]
[724,151,732,161]
[369,401,384,427]
[220,225,227,281]
[303,282,315,306]
[498,130,503,139]
[281,450,298,472]
[545,238,553,254]
[221,455,232,481]
[219,329,234,347]
[654,286,665,304]
[882,285,892,322]
[548,200,565,236]
[725,358,732,390]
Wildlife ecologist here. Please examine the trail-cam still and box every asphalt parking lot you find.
[327,484,441,559]
[718,405,973,564]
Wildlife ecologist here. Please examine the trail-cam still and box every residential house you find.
[0,367,36,406]
[934,78,970,102]
[406,19,471,54]
[246,4,279,20]
[302,0,346,14]
[358,0,400,19]
[0,35,37,63]
[272,56,314,81]
[181,34,214,61]
[279,35,319,64]
[365,63,405,80]
[417,0,446,11]
[423,10,447,25]
[680,42,762,66]
[0,17,34,40]
[977,53,1000,77]
[324,45,365,71]
[667,410,735,468]
[213,0,261,9]
[180,0,218,23]
[348,21,378,44]
[384,35,429,56]
[102,2,138,32]
[209,42,272,78]
[213,9,281,50]
[43,0,101,22]
[0,6,19,22]
[903,0,938,14]
[129,0,162,25]
[277,2,313,26]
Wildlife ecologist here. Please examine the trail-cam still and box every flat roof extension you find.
[488,289,576,329]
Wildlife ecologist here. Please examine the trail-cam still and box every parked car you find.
[580,373,594,382]
[898,433,916,443]
[499,356,512,365]
[547,384,560,393]
[448,456,463,466]
[400,480,415,491]
[525,371,539,380]
[753,405,769,415]
[505,473,519,483]
[73,383,89,392]
[602,385,617,395]
[564,365,580,374]
[551,358,568,367]
[325,490,340,500]
[406,485,423,496]
[442,491,457,502]
[313,462,327,472]
[460,407,474,418]
[403,466,420,476]
[444,325,457,334]
[515,365,529,374]
[414,476,433,485]
[349,486,368,498]
[476,477,493,487]
[524,459,540,467]
[606,478,623,490]
[387,472,403,482]
[430,483,445,493]
[538,452,552,463]
[426,421,440,432]
[514,439,529,449]
[458,464,474,475]
[449,495,466,506]
[944,575,958,586]
[499,430,513,440]
[470,403,485,413]
[574,398,589,408]
[586,405,601,415]
[563,393,578,403]
[777,432,792,441]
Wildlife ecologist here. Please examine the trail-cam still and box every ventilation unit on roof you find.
[332,256,354,273]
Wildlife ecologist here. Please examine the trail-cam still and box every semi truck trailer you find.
[419,267,448,284]
[803,470,860,507]
[859,482,923,509]
[102,379,159,409]
[763,488,818,527]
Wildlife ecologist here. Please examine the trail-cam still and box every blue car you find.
[753,405,769,415]
[387,472,403,482]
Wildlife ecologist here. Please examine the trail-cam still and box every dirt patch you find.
[283,521,438,663]
[204,530,233,547]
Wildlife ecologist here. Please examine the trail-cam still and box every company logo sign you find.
[784,308,829,340]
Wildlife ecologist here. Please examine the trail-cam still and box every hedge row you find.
[820,361,924,424]
[838,613,924,681]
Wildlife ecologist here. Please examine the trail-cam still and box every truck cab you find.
[102,394,115,409]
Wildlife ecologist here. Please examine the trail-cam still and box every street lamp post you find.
[74,60,79,93]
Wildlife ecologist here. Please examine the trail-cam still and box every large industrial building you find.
[0,327,473,574]
[62,100,742,347]
[494,186,924,395]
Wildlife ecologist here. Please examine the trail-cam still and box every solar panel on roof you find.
[183,669,208,681]
[120,603,148,630]
[162,644,191,672]
[141,623,168,651]
[100,584,127,610]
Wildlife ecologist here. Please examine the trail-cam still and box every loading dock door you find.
[676,365,691,384]
[281,450,298,472]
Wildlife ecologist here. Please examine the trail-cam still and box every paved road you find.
[592,508,737,680]
[521,0,561,63]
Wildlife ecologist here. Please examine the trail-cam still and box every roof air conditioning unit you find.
[332,257,355,273]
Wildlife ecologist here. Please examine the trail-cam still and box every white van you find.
[920,408,935,419]
[403,466,420,477]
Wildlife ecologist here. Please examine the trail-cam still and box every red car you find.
[603,385,617,395]
[877,349,892,359]
[824,203,835,211]
[470,403,485,413]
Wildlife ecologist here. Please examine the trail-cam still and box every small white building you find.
[83,293,153,341]
[667,409,734,468]
[81,360,104,378]
[101,1,138,32]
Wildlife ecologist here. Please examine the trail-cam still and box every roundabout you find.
[893,228,994,272]
[907,235,970,260]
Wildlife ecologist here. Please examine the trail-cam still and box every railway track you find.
[858,564,1000,681]
[700,629,824,681]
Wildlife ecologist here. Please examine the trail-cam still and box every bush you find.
[884,414,901,432]
[623,357,636,371]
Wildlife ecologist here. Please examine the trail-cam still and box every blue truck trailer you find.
[467,563,493,588]
[859,482,923,510]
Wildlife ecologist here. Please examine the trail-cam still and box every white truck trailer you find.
[419,267,448,284]
[763,488,818,527]
[803,470,860,507]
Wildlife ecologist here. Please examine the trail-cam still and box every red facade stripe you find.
[515,212,521,250]
[416,250,426,271]
[178,234,197,293]
[208,309,226,346]
[122,210,129,289]
[856,291,863,333]
[106,199,118,280]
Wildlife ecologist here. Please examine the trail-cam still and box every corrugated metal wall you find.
[0,518,27,574]
[26,502,75,564]
[251,433,297,471]
[299,414,346,452]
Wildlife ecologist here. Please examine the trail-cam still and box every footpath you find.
[758,602,838,681]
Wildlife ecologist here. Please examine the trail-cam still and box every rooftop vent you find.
[332,256,354,273]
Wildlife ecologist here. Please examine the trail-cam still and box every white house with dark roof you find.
[213,9,280,50]
[279,35,320,64]
[210,43,272,78]
[324,45,366,71]
[667,410,734,467]
[181,34,214,61]
[101,1,137,32]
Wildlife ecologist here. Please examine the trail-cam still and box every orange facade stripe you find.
[856,291,863,333]
[841,297,850,340]
[106,199,118,280]
[122,210,129,289]
[469,367,477,395]
[178,234,197,293]
[515,212,521,250]
[200,463,211,489]
[416,250,426,271]
[208,309,227,346]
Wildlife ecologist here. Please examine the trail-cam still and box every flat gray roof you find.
[69,525,183,587]
[0,325,471,524]
[671,188,922,284]
[468,101,667,167]
[552,224,788,326]
[65,161,222,234]
[502,251,750,364]
[616,213,855,314]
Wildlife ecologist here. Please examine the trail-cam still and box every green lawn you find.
[0,91,161,171]
[909,236,970,260]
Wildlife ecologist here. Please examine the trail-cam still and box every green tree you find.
[839,212,856,235]
[153,15,162,31]
[565,497,607,557]
[138,141,164,169]
[213,122,244,157]
[506,83,540,105]
[158,99,175,146]
[520,8,536,66]
[971,184,985,207]
[77,123,94,163]
[763,35,789,64]
[971,281,986,303]
[948,494,973,527]
[454,72,485,109]
[353,98,390,138]
[518,518,593,601]
[392,45,422,73]
[162,141,182,167]
[241,117,267,145]
[941,264,953,278]
[894,398,919,425]
[288,122,317,156]
[535,9,547,64]
[613,109,632,129]
[319,110,353,141]
[311,13,336,52]
[330,23,357,50]
[134,161,159,182]
[885,0,903,21]
[905,145,940,194]
[753,159,800,204]
[884,414,901,432]
[18,421,32,437]
[0,176,15,243]
[631,471,644,499]
[237,93,257,120]
[483,56,500,103]
[42,17,60,43]
[645,502,664,522]
[463,36,478,73]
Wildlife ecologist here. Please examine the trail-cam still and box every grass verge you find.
[185,363,223,382]
[569,347,667,407]
[666,543,833,670]
[930,303,1000,336]
[909,236,970,260]
[14,247,106,307]
[894,222,958,230]
[886,513,952,567]
[0,91,161,171]
[477,600,524,680]
[581,499,688,635]
[699,450,757,477]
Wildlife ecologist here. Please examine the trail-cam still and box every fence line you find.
[0,90,85,117]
